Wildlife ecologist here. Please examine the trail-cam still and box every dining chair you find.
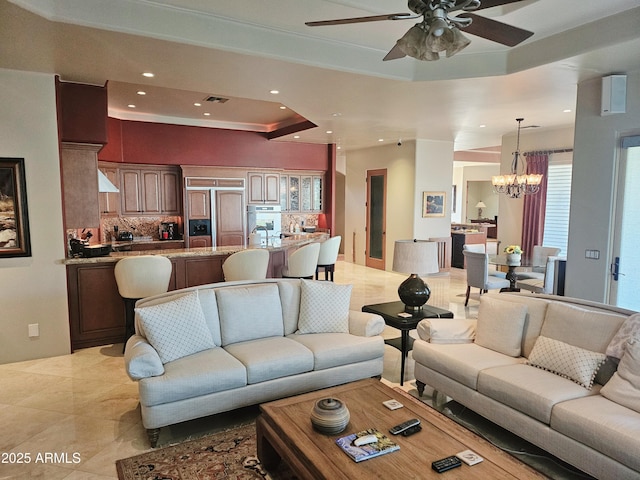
[114,255,172,351]
[517,245,561,281]
[464,243,506,278]
[282,242,321,279]
[517,256,560,294]
[222,249,270,281]
[463,250,511,306]
[315,235,341,281]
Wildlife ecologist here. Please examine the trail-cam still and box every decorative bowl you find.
[310,397,350,435]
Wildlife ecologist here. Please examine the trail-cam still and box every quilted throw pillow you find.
[606,313,640,360]
[136,291,215,364]
[527,335,605,389]
[297,279,352,334]
[601,338,640,413]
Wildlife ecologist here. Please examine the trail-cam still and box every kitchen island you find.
[64,234,328,351]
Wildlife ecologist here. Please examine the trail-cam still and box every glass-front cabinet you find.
[280,171,323,212]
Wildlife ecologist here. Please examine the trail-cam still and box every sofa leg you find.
[147,428,160,448]
[416,380,425,397]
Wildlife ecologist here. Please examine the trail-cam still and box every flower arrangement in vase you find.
[504,245,523,266]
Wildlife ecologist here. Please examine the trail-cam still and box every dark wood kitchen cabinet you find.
[67,255,227,350]
[247,171,280,204]
[119,164,181,216]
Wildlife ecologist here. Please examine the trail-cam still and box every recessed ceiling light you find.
[137,91,146,96]
[270,90,279,95]
[204,112,211,116]
[378,138,384,142]
[479,124,486,128]
[142,72,154,78]
[194,102,201,107]
[332,113,342,117]
[293,135,300,139]
[563,109,572,113]
[280,106,286,110]
[127,104,136,108]
[337,146,342,150]
[326,130,333,134]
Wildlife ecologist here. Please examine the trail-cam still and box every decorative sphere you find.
[310,397,350,435]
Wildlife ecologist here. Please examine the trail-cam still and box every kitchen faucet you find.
[252,226,269,246]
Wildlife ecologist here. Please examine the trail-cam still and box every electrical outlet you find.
[585,250,600,260]
[28,323,39,338]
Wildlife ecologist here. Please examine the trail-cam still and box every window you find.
[542,152,573,256]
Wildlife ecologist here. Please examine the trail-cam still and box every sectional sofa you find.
[124,278,385,447]
[413,292,640,480]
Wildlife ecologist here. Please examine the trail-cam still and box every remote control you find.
[401,424,422,437]
[389,418,421,435]
[432,455,462,473]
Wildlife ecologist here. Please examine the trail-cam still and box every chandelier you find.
[395,1,473,61]
[492,118,543,198]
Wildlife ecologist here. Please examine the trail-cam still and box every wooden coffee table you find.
[256,379,545,479]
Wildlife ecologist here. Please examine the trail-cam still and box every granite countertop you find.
[63,233,328,265]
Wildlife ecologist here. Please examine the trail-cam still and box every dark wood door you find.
[216,190,245,246]
[366,169,387,270]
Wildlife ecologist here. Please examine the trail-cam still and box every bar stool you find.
[114,255,172,351]
[222,249,270,281]
[282,243,321,279]
[315,235,341,281]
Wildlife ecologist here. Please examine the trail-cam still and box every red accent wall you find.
[99,118,329,171]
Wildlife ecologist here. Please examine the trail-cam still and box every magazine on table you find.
[335,428,400,462]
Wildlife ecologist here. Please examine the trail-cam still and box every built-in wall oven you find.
[247,205,282,246]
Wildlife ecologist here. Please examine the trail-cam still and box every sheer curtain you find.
[521,153,549,259]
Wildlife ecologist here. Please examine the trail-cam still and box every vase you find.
[310,397,350,435]
[506,253,521,266]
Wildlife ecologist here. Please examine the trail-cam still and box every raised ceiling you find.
[2,0,640,152]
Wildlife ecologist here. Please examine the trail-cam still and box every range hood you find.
[98,170,119,193]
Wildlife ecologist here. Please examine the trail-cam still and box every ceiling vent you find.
[203,95,229,103]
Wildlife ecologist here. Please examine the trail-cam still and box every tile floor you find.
[0,262,537,479]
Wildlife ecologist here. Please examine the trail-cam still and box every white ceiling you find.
[2,0,640,152]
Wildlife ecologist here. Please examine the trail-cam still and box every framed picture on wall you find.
[423,191,446,217]
[0,158,32,258]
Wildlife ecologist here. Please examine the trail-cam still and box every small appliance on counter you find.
[117,231,134,241]
[69,238,112,258]
[160,222,180,240]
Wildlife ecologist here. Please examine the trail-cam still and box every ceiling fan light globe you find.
[445,28,471,57]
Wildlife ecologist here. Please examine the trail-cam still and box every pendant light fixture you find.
[492,118,543,198]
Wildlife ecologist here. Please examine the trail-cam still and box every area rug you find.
[116,423,296,480]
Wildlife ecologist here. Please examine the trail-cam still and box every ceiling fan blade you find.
[383,44,407,61]
[306,13,412,27]
[474,0,528,11]
[457,13,533,46]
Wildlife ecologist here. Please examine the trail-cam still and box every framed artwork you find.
[0,158,31,257]
[422,191,446,217]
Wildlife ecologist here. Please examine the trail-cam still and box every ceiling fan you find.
[306,0,534,61]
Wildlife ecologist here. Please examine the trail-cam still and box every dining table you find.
[489,255,543,291]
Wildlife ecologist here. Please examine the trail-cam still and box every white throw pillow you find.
[606,313,640,360]
[527,335,605,389]
[297,279,352,334]
[136,291,215,364]
[601,338,640,413]
[475,296,527,357]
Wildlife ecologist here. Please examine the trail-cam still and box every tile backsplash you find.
[100,216,183,242]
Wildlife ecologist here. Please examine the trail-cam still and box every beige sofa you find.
[124,278,385,446]
[413,292,640,480]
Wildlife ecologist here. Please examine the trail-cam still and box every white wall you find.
[0,69,70,364]
[413,139,454,240]
[567,71,640,302]
[344,139,454,270]
[344,141,415,269]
